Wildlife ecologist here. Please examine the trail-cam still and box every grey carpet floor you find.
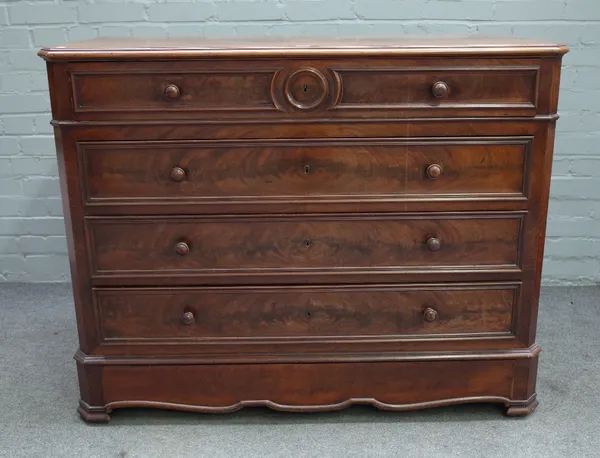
[0,284,599,458]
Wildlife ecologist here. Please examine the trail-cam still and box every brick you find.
[0,256,26,278]
[24,255,70,281]
[546,238,600,258]
[98,26,132,38]
[565,0,600,20]
[581,24,600,45]
[0,237,21,254]
[0,198,20,217]
[148,3,214,22]
[559,89,600,111]
[8,50,45,71]
[22,177,61,197]
[0,159,11,178]
[10,157,58,177]
[0,28,31,49]
[511,23,582,50]
[199,24,236,38]
[79,4,146,23]
[0,137,20,156]
[355,0,424,19]
[571,159,600,177]
[18,217,66,236]
[67,26,97,42]
[46,198,64,217]
[12,197,45,217]
[550,177,598,199]
[1,72,35,93]
[284,1,353,21]
[32,28,68,47]
[131,26,168,38]
[546,219,600,238]
[403,22,472,36]
[29,72,50,92]
[494,1,565,21]
[0,94,50,113]
[233,24,276,38]
[548,200,595,219]
[19,136,55,156]
[542,258,599,280]
[9,4,77,25]
[564,48,600,67]
[0,178,21,196]
[551,158,571,176]
[17,236,67,255]
[1,115,35,135]
[555,134,600,156]
[217,1,284,21]
[573,68,600,90]
[423,1,494,20]
[33,114,53,134]
[0,6,7,26]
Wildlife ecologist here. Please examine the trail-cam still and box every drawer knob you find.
[432,81,449,99]
[426,164,442,179]
[427,237,441,252]
[164,84,181,100]
[423,307,438,322]
[174,241,190,256]
[181,311,195,326]
[170,167,186,182]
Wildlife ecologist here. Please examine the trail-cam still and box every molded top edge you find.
[38,36,569,61]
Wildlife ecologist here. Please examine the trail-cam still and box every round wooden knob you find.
[423,307,438,322]
[432,81,449,99]
[181,311,195,326]
[174,241,190,256]
[164,84,181,100]
[426,164,442,179]
[427,237,441,252]
[170,167,186,182]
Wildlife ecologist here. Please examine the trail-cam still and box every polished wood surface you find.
[41,37,566,421]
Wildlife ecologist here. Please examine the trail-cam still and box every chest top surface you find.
[38,36,568,61]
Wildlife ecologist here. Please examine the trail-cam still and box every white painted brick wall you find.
[0,0,598,284]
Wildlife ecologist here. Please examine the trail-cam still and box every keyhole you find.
[304,238,312,248]
[306,311,311,317]
[303,84,309,93]
[304,164,311,174]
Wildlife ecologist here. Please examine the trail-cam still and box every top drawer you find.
[60,58,542,121]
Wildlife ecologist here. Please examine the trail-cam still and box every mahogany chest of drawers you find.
[39,37,567,421]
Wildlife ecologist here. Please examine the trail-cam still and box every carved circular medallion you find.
[283,68,329,110]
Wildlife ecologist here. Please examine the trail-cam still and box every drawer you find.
[80,137,531,209]
[65,59,541,120]
[87,213,523,281]
[95,284,518,344]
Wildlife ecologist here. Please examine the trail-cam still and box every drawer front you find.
[81,138,530,207]
[66,59,540,119]
[96,284,517,343]
[87,214,523,279]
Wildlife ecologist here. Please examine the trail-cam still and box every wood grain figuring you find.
[87,214,523,276]
[41,37,566,421]
[97,284,516,341]
[337,67,538,109]
[72,70,277,112]
[80,138,530,205]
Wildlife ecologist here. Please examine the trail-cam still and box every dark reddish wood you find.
[79,138,530,207]
[40,37,566,422]
[96,284,515,342]
[86,213,523,279]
